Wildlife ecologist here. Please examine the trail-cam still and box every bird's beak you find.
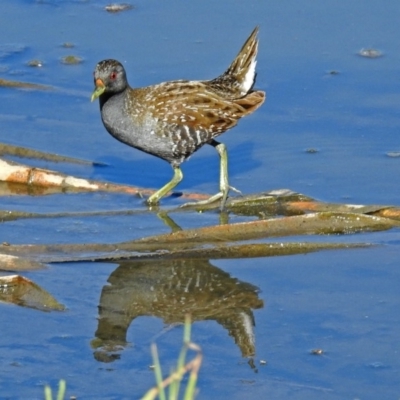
[91,79,106,102]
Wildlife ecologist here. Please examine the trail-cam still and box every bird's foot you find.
[180,185,242,210]
[229,185,242,196]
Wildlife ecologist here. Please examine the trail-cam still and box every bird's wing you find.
[146,81,241,136]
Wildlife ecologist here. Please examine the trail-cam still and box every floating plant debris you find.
[27,59,43,67]
[386,151,400,158]
[105,3,133,13]
[61,55,83,65]
[62,42,75,48]
[358,48,382,58]
[310,349,324,355]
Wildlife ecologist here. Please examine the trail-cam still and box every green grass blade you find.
[56,380,66,400]
[151,343,166,400]
[183,315,191,343]
[44,386,52,400]
[174,315,192,396]
[168,367,179,400]
[183,371,198,400]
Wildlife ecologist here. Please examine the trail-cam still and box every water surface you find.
[0,1,399,399]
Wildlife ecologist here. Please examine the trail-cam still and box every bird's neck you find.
[99,88,126,110]
[99,92,113,109]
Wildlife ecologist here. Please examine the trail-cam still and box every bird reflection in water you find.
[92,258,264,365]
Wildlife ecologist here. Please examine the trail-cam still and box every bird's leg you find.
[147,166,183,205]
[212,140,242,208]
[215,141,242,205]
[181,140,241,210]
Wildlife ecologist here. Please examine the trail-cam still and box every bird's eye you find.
[110,72,117,80]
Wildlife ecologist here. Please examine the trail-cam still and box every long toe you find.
[218,185,242,209]
[180,184,243,209]
[180,192,224,209]
[229,185,242,195]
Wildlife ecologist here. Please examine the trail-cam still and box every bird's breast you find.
[100,95,181,164]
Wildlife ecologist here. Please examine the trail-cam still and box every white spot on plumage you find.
[240,59,256,94]
[195,130,202,144]
[182,125,190,137]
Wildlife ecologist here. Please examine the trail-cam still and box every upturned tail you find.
[208,27,261,99]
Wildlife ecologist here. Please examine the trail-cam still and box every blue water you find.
[1,0,400,398]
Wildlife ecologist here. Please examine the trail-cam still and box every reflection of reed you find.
[93,259,263,361]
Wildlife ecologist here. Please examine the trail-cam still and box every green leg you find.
[147,166,183,205]
[216,142,230,207]
[181,141,241,210]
